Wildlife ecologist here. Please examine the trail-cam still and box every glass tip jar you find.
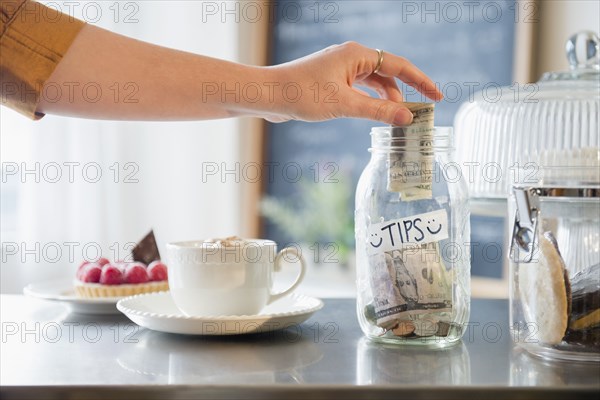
[355,125,470,347]
[509,165,600,362]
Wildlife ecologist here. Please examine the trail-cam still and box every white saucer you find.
[117,292,324,335]
[23,279,123,315]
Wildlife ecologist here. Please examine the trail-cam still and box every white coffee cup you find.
[165,239,306,316]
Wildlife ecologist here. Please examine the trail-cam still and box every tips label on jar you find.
[366,209,449,255]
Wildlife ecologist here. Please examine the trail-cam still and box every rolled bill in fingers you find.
[387,102,435,200]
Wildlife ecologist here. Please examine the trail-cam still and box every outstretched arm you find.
[38,24,443,125]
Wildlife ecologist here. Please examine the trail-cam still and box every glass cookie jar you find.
[355,126,470,346]
[509,166,600,362]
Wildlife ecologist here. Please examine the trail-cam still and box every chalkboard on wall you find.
[264,0,517,277]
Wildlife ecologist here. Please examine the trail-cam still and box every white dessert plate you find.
[23,279,123,315]
[117,292,324,335]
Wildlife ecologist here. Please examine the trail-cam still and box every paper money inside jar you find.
[387,102,435,199]
[355,105,471,346]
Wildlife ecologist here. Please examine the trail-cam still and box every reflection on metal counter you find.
[356,337,470,385]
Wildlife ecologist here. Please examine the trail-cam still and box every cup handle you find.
[268,247,306,304]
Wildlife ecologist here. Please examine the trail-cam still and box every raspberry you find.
[76,261,90,280]
[100,264,124,285]
[124,263,149,284]
[80,263,102,283]
[97,257,110,266]
[147,261,168,282]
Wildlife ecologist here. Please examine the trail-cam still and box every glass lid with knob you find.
[454,31,600,203]
[542,30,600,82]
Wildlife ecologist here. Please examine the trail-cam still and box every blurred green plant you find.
[260,177,355,265]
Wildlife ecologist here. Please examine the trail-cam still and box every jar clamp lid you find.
[510,186,600,263]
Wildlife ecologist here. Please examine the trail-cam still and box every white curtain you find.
[1,1,243,292]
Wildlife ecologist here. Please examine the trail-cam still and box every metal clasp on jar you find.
[510,187,541,263]
[510,186,600,263]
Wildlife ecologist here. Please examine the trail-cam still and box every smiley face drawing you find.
[426,218,443,235]
[369,232,383,248]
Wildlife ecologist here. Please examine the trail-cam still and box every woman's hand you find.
[39,24,441,125]
[262,41,443,125]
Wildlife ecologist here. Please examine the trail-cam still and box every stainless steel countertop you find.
[1,295,598,399]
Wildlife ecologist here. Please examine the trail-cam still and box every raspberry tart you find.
[74,230,169,298]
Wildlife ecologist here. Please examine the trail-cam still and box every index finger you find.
[375,51,443,102]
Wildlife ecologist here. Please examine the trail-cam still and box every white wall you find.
[536,0,600,78]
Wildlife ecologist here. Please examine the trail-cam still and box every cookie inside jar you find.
[510,183,600,361]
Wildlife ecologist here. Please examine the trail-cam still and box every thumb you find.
[346,93,413,126]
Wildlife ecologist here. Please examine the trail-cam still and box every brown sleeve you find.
[0,0,85,119]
